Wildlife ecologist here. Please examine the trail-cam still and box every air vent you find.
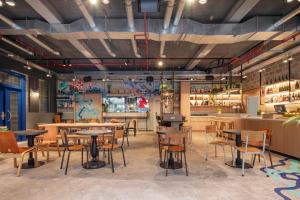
[138,0,159,13]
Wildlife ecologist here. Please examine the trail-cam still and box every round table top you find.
[157,130,182,135]
[76,129,112,136]
[14,130,48,136]
[223,129,241,135]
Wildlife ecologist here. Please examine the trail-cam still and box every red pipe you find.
[231,32,300,66]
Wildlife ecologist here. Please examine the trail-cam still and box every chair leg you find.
[65,151,71,175]
[121,147,126,167]
[165,152,169,177]
[110,151,114,173]
[17,154,26,177]
[183,151,188,176]
[222,145,226,163]
[262,154,269,177]
[40,147,45,157]
[258,154,261,163]
[57,143,61,157]
[86,149,89,168]
[242,156,245,176]
[214,145,217,158]
[126,135,130,147]
[232,148,236,166]
[60,149,66,169]
[268,149,273,168]
[253,154,256,166]
[46,146,50,162]
[81,148,84,166]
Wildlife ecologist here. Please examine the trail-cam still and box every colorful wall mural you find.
[74,94,101,121]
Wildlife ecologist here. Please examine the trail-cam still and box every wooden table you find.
[157,130,183,169]
[76,129,112,169]
[38,123,125,140]
[15,130,48,169]
[223,129,251,169]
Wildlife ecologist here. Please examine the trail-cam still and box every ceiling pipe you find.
[160,0,175,58]
[124,0,141,58]
[75,0,116,58]
[0,13,60,56]
[0,47,55,74]
[173,0,186,26]
[0,36,34,55]
[267,7,300,31]
[232,6,300,68]
[25,0,106,71]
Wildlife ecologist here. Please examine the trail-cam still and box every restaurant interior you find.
[0,0,300,199]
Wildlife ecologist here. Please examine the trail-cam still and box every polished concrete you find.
[0,132,281,200]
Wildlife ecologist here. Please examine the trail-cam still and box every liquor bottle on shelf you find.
[296,81,300,90]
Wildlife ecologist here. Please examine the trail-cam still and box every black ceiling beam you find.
[26,57,232,61]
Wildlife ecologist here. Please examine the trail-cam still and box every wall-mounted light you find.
[89,0,97,5]
[158,61,164,67]
[46,71,52,78]
[199,0,207,4]
[4,0,16,7]
[102,0,109,5]
[258,68,266,73]
[31,91,39,98]
[242,75,247,79]
[24,65,32,70]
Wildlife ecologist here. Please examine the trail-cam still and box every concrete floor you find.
[0,132,282,200]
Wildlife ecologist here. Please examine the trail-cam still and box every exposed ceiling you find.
[0,0,299,74]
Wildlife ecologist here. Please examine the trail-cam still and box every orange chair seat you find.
[164,145,184,152]
[101,144,121,150]
[68,145,84,151]
[238,147,261,153]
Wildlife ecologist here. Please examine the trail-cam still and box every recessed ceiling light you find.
[158,61,163,67]
[89,0,97,5]
[5,0,15,6]
[199,0,207,4]
[102,0,109,5]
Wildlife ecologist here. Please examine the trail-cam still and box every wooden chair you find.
[35,127,61,162]
[100,129,126,173]
[127,119,137,137]
[157,126,176,162]
[237,130,268,176]
[59,130,85,175]
[124,122,130,146]
[163,132,188,176]
[205,125,232,162]
[0,132,38,177]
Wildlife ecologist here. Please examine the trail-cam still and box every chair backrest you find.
[164,132,186,147]
[181,126,192,145]
[241,130,266,152]
[0,132,20,153]
[41,127,57,142]
[205,125,217,134]
[60,129,70,148]
[157,126,176,132]
[260,128,272,145]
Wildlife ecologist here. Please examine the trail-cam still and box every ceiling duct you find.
[0,36,34,55]
[124,0,141,58]
[0,47,55,74]
[0,13,60,56]
[138,0,159,13]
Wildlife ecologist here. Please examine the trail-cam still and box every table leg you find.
[83,135,105,169]
[160,152,182,169]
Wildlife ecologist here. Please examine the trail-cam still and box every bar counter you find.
[189,115,300,159]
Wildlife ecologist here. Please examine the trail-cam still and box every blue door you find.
[0,88,22,131]
[0,89,4,126]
